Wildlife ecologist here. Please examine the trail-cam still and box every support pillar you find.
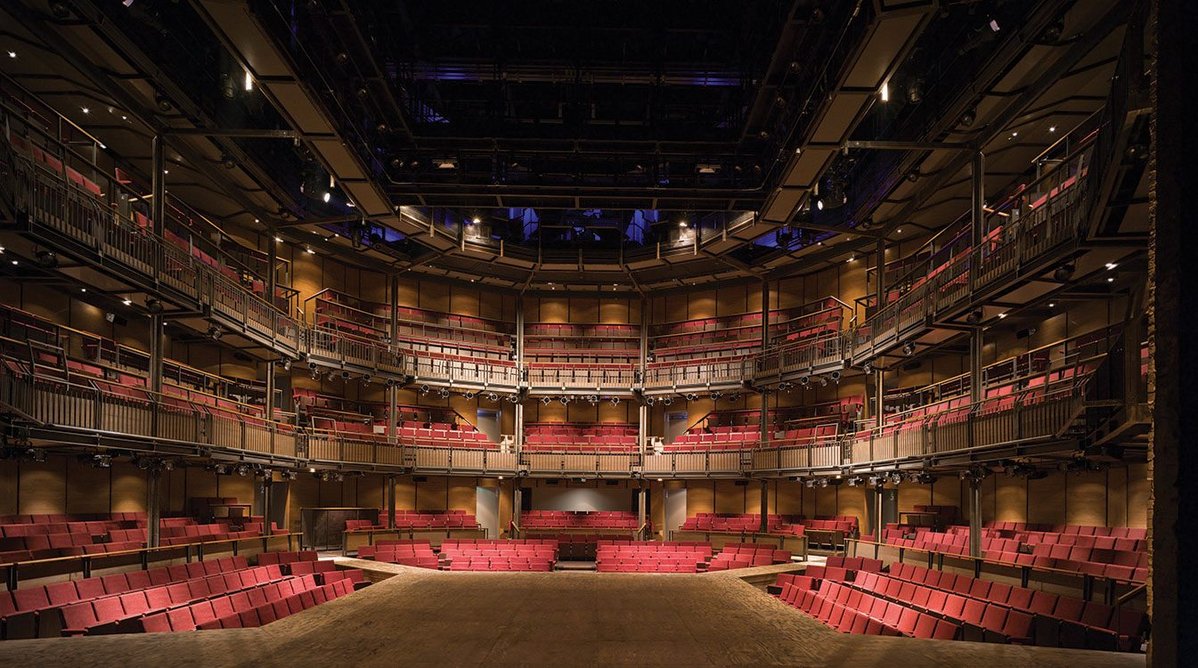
[873,484,885,543]
[1149,1,1194,662]
[637,486,647,540]
[759,390,769,447]
[388,275,400,447]
[874,367,885,430]
[146,466,162,549]
[385,474,397,530]
[260,474,272,537]
[264,233,278,422]
[759,479,769,534]
[514,401,525,456]
[512,486,523,533]
[637,402,648,456]
[148,135,165,424]
[969,150,986,407]
[968,478,982,559]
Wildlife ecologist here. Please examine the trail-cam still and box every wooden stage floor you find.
[0,565,1147,667]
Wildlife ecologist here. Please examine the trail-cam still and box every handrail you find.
[2,532,301,589]
[1115,583,1147,607]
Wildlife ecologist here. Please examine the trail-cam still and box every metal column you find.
[875,367,885,430]
[387,275,400,446]
[637,487,647,540]
[638,296,649,453]
[146,466,162,548]
[512,486,523,532]
[874,484,885,542]
[970,151,986,405]
[515,295,525,454]
[759,479,769,534]
[265,233,278,421]
[148,135,165,399]
[872,238,886,427]
[968,478,982,558]
[385,473,397,530]
[261,476,273,538]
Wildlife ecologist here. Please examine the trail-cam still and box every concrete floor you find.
[0,566,1147,667]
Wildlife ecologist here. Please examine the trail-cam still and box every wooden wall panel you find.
[449,288,480,317]
[931,478,962,516]
[713,481,743,514]
[415,476,449,511]
[897,483,933,514]
[978,476,998,524]
[813,485,837,518]
[19,461,67,515]
[994,476,1026,523]
[419,281,450,312]
[111,465,147,513]
[1126,463,1148,528]
[775,480,802,516]
[448,479,476,512]
[1027,475,1065,526]
[599,298,631,324]
[0,460,17,516]
[395,477,417,510]
[538,297,569,323]
[218,476,256,506]
[1067,469,1108,526]
[395,279,421,309]
[66,460,110,514]
[686,481,714,516]
[572,297,599,323]
[688,290,717,320]
[838,486,866,529]
[356,476,385,509]
[287,475,318,533]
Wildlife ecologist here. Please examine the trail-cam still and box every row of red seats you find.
[445,559,554,572]
[707,544,791,571]
[984,521,1147,539]
[0,512,147,525]
[520,511,640,530]
[150,575,357,632]
[781,575,959,640]
[879,563,1145,651]
[61,564,291,636]
[595,543,711,573]
[883,528,1146,582]
[0,556,248,639]
[357,541,439,569]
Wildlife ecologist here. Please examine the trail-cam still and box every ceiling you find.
[0,0,1133,293]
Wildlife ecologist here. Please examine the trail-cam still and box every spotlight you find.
[419,384,430,395]
[1052,264,1075,282]
[207,325,223,340]
[155,93,173,112]
[906,78,924,105]
[818,377,828,387]
[902,341,916,356]
[829,371,841,382]
[35,250,58,268]
[661,396,673,406]
[280,358,292,372]
[798,376,810,386]
[684,393,698,402]
[559,396,570,406]
[437,388,450,399]
[486,392,499,403]
[960,109,976,127]
[221,154,236,169]
[644,397,656,407]
[965,309,983,325]
[541,396,552,406]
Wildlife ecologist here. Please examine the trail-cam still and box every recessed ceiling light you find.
[997,312,1007,319]
[678,220,688,228]
[305,247,315,254]
[1105,262,1118,270]
[6,51,15,59]
[80,288,87,293]
[471,216,481,224]
[1107,277,1115,283]
[122,299,132,306]
[81,107,90,114]
[1011,131,1018,138]
[274,236,283,243]
[10,260,17,265]
[1049,126,1057,133]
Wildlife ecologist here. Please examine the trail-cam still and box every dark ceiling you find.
[0,0,1131,292]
